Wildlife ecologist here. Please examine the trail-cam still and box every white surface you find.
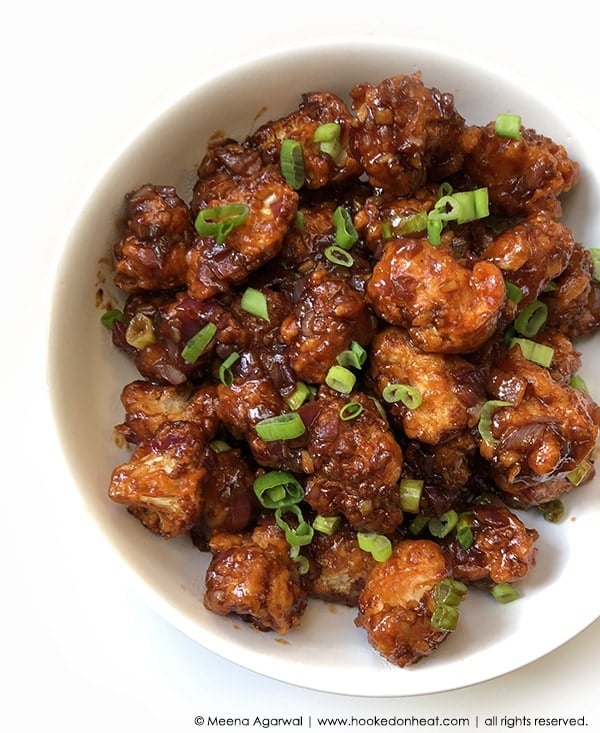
[4,0,600,729]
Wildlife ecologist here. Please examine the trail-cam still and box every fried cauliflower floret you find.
[113,184,193,293]
[445,500,538,586]
[108,420,207,538]
[462,122,579,218]
[369,326,485,444]
[366,238,506,353]
[355,539,457,667]
[203,521,307,634]
[303,389,403,533]
[349,73,466,195]
[248,91,363,188]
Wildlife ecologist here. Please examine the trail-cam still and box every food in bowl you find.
[99,68,599,668]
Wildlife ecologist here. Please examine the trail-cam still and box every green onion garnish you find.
[325,365,356,394]
[566,459,593,486]
[478,399,511,445]
[569,374,589,393]
[539,499,565,523]
[312,514,341,535]
[253,470,304,509]
[336,340,367,369]
[433,578,467,607]
[275,504,314,547]
[426,187,489,245]
[294,210,305,230]
[313,122,342,160]
[494,113,522,141]
[490,582,520,603]
[399,478,423,514]
[505,281,523,304]
[510,337,554,367]
[589,248,600,281]
[125,313,156,349]
[456,512,474,550]
[218,351,239,386]
[339,401,363,421]
[255,412,306,442]
[382,383,422,409]
[387,211,429,237]
[181,322,217,363]
[194,203,250,245]
[101,308,125,329]
[431,603,460,632]
[240,287,269,321]
[408,514,429,536]
[324,245,354,267]
[209,440,232,453]
[285,381,311,410]
[428,510,458,539]
[514,301,547,337]
[280,139,305,189]
[357,532,393,562]
[332,206,359,249]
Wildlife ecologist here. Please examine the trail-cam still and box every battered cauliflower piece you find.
[355,539,457,667]
[366,238,506,353]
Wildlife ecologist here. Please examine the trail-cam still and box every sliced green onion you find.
[292,553,310,575]
[478,400,511,445]
[194,203,250,245]
[431,603,460,632]
[333,206,359,249]
[539,499,565,523]
[280,139,305,189]
[514,301,547,337]
[253,470,304,509]
[336,340,367,369]
[339,401,363,421]
[218,351,239,386]
[399,478,423,514]
[382,383,422,409]
[433,578,467,607]
[408,514,430,536]
[381,221,393,240]
[324,245,354,267]
[438,182,453,197]
[427,211,444,246]
[275,504,314,547]
[490,582,520,603]
[209,440,232,453]
[314,122,342,160]
[125,313,156,349]
[312,514,341,535]
[325,365,356,394]
[240,287,269,321]
[255,412,306,442]
[101,308,125,329]
[510,337,554,367]
[285,381,311,410]
[181,322,217,363]
[456,512,474,550]
[494,113,522,140]
[505,281,523,304]
[569,374,589,393]
[589,248,600,281]
[428,510,458,538]
[427,187,489,244]
[389,210,429,237]
[566,459,593,486]
[357,532,392,562]
[294,211,305,230]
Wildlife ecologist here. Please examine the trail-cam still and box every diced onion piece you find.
[101,308,125,329]
[194,203,250,245]
[494,113,522,140]
[510,337,554,367]
[125,313,156,349]
[312,514,341,535]
[218,351,239,386]
[339,401,363,421]
[255,412,306,441]
[181,322,217,363]
[382,383,422,409]
[514,300,547,337]
[490,582,520,604]
[275,505,314,547]
[478,399,512,445]
[325,365,356,394]
[428,510,458,538]
[332,206,359,249]
[399,478,423,513]
[253,470,304,509]
[324,245,354,267]
[280,139,305,189]
[240,287,270,321]
[357,532,392,562]
[336,340,367,369]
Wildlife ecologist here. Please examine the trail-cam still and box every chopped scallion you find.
[314,122,342,160]
[566,459,592,486]
[589,248,600,281]
[357,532,392,562]
[280,139,305,189]
[428,510,458,538]
[478,399,511,445]
[333,206,359,249]
[285,381,311,410]
[209,440,232,453]
[514,300,547,337]
[253,470,304,509]
[431,603,460,632]
[490,582,520,603]
[505,281,523,304]
[181,322,217,363]
[336,340,367,369]
[569,374,589,393]
[399,478,423,514]
[324,245,354,267]
[339,401,363,421]
[433,578,467,607]
[426,187,489,245]
[325,365,356,394]
[218,351,239,386]
[125,313,156,349]
[240,287,269,321]
[456,512,474,550]
[101,308,125,329]
[382,383,422,409]
[275,504,314,547]
[312,514,341,535]
[194,203,250,245]
[510,337,554,367]
[255,412,306,442]
[408,514,430,536]
[494,113,522,141]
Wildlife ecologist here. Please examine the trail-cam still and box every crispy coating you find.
[187,143,298,299]
[303,389,403,533]
[349,73,466,195]
[204,522,307,634]
[369,326,486,444]
[462,123,579,218]
[113,184,193,293]
[355,539,456,667]
[366,238,506,353]
[248,91,363,189]
[280,268,377,383]
[445,501,538,586]
[108,420,207,538]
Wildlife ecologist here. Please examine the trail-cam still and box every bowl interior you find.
[47,37,600,696]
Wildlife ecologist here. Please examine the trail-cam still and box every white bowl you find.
[47,37,600,696]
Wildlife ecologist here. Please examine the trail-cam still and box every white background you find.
[3,1,599,730]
